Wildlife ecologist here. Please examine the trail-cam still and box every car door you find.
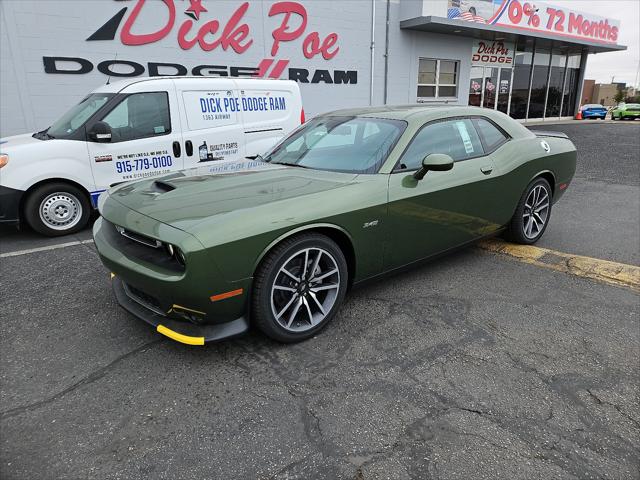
[385,117,504,270]
[87,85,184,190]
[173,78,245,170]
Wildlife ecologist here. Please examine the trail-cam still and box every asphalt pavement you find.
[1,121,638,480]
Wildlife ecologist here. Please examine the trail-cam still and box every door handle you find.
[172,141,181,158]
[185,140,193,157]
[480,165,493,175]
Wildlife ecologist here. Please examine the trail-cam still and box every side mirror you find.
[413,153,454,180]
[88,121,112,143]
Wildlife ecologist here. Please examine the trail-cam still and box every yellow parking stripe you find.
[478,239,640,292]
[156,325,205,346]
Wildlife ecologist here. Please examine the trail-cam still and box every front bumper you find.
[93,212,252,345]
[0,185,23,224]
[112,275,249,345]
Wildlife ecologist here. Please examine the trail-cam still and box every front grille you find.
[103,220,185,273]
[123,282,166,316]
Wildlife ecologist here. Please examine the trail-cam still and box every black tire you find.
[252,233,348,343]
[23,182,91,236]
[504,178,552,245]
[611,113,616,120]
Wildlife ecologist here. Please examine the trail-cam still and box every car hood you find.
[107,158,358,232]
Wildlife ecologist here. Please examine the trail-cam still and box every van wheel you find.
[24,182,91,236]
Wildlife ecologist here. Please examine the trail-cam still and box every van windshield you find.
[263,116,407,174]
[46,93,114,138]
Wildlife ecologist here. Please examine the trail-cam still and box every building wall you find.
[582,79,595,105]
[592,84,620,107]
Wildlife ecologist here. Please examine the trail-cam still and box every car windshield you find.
[47,93,114,138]
[263,116,407,174]
[583,104,604,109]
[625,104,640,109]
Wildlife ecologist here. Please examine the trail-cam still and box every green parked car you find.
[611,103,640,120]
[94,106,576,345]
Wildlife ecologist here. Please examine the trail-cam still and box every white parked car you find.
[0,77,303,236]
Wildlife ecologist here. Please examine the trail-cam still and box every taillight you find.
[300,108,306,124]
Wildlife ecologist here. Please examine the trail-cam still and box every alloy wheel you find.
[522,184,550,239]
[270,247,340,333]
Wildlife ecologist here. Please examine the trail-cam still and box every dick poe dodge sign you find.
[42,0,358,85]
[471,40,514,67]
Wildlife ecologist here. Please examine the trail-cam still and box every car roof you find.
[319,104,507,121]
[319,104,534,143]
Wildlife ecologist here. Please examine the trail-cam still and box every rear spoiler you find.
[530,130,569,139]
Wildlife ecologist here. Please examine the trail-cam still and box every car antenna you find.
[106,52,118,85]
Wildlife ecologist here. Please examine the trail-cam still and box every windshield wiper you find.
[272,161,311,169]
[32,128,55,140]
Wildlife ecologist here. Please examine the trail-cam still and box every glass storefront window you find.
[469,66,483,107]
[561,53,582,117]
[496,68,512,114]
[528,47,550,119]
[482,67,499,109]
[545,48,567,118]
[510,40,534,119]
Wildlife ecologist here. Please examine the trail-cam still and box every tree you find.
[614,89,625,104]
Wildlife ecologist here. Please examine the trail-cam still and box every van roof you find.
[92,76,298,94]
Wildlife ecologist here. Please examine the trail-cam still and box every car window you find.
[100,92,171,143]
[399,118,483,170]
[263,116,406,174]
[473,118,509,152]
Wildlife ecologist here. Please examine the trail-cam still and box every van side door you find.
[86,83,184,193]
[174,78,245,171]
[235,80,300,157]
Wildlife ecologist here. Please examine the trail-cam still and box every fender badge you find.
[363,220,379,229]
[540,141,551,153]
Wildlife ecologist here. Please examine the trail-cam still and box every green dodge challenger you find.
[610,103,640,120]
[94,106,576,345]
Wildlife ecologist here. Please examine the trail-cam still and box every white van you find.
[0,77,303,236]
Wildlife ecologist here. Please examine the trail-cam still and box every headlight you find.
[0,154,8,168]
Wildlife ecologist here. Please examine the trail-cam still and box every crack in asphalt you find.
[586,388,640,430]
[0,339,163,420]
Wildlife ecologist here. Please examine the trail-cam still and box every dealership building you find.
[0,0,626,138]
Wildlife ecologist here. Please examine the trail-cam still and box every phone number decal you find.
[116,155,173,174]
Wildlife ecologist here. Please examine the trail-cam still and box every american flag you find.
[460,11,488,23]
[448,8,488,23]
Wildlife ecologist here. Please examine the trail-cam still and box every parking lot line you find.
[479,238,640,292]
[0,239,94,258]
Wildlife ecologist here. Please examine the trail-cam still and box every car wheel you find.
[611,113,616,120]
[252,233,348,343]
[504,178,552,245]
[24,182,91,236]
